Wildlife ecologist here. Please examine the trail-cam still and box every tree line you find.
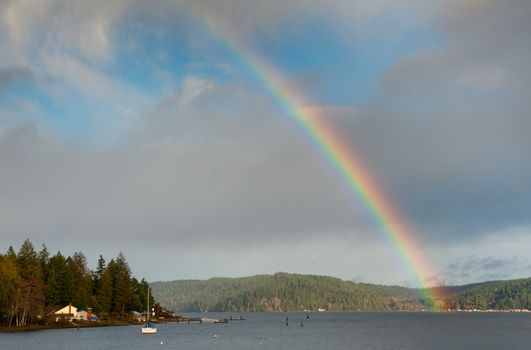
[442,277,531,310]
[152,272,531,313]
[0,239,152,327]
[151,272,429,312]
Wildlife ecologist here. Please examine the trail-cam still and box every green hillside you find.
[150,272,429,312]
[442,277,531,310]
[152,273,531,312]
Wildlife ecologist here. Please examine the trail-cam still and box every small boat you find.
[141,322,157,334]
[141,287,157,334]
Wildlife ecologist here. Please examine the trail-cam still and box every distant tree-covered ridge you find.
[150,272,431,312]
[0,239,152,327]
[151,273,531,312]
[439,278,531,310]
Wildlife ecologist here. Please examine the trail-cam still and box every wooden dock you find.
[154,315,245,324]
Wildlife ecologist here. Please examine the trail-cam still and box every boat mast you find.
[146,287,150,323]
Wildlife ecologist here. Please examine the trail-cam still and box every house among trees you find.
[76,309,88,321]
[1,239,153,328]
[53,304,95,322]
[54,304,78,322]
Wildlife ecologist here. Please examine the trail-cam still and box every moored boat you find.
[141,287,157,334]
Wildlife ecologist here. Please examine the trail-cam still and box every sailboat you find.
[141,287,157,334]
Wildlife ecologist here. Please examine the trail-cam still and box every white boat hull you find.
[141,326,157,334]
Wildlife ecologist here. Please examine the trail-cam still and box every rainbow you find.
[196,17,442,309]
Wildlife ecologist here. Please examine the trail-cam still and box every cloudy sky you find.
[1,0,530,286]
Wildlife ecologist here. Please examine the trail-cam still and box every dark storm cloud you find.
[320,0,531,243]
[0,88,370,259]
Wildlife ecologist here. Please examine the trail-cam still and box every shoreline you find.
[0,316,201,333]
[0,321,136,333]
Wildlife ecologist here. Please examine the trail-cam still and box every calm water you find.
[2,312,531,349]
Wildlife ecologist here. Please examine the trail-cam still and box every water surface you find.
[2,312,530,349]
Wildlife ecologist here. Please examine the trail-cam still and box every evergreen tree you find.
[17,239,40,280]
[38,244,50,281]
[93,255,106,289]
[111,253,133,318]
[46,252,74,306]
[68,252,92,309]
[6,246,16,259]
[11,240,45,326]
[97,264,113,313]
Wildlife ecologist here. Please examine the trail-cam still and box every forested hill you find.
[151,273,531,312]
[441,277,531,310]
[150,273,430,312]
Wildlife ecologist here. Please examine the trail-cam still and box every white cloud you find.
[0,0,130,63]
[175,75,216,106]
[0,0,161,141]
